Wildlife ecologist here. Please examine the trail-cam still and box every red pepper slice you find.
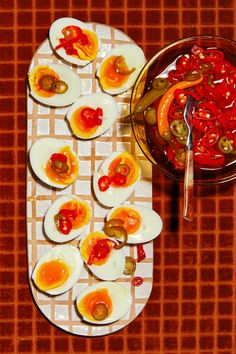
[59,208,78,223]
[176,55,199,72]
[169,105,184,120]
[81,107,103,128]
[87,238,117,265]
[131,276,144,287]
[57,215,72,235]
[203,49,224,63]
[50,153,67,163]
[168,69,185,83]
[214,60,234,76]
[174,89,188,106]
[194,151,225,167]
[111,173,127,186]
[137,244,146,262]
[98,175,111,192]
[220,108,236,129]
[201,129,220,147]
[194,102,220,120]
[189,85,205,101]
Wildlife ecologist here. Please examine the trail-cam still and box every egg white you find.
[107,204,163,244]
[93,151,141,207]
[28,64,82,107]
[79,232,126,281]
[29,137,79,189]
[66,92,119,139]
[76,281,132,324]
[31,245,83,296]
[44,195,91,243]
[97,43,146,95]
[49,17,101,66]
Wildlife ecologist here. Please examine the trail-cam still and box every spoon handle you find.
[183,149,194,221]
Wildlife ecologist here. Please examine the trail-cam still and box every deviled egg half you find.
[93,151,141,207]
[76,282,132,324]
[29,137,79,189]
[97,43,146,95]
[106,204,163,244]
[44,195,91,243]
[31,245,83,296]
[66,92,119,139]
[49,17,101,66]
[79,231,126,281]
[28,64,82,106]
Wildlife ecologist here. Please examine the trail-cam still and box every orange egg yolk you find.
[109,207,141,234]
[80,232,113,266]
[70,106,98,138]
[35,259,69,290]
[45,146,79,185]
[99,55,130,90]
[78,288,112,321]
[59,200,91,229]
[73,30,99,60]
[28,65,59,98]
[108,152,139,188]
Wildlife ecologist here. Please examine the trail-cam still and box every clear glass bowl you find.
[130,35,236,185]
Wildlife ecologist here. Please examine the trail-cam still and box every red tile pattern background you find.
[0,0,236,353]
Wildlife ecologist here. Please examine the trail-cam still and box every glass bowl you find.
[130,35,236,185]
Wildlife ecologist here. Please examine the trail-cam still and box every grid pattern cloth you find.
[0,1,236,354]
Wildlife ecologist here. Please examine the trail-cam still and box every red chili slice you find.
[169,105,184,120]
[194,151,225,167]
[137,244,146,262]
[111,173,127,186]
[59,208,78,222]
[220,108,236,129]
[203,49,224,63]
[81,107,103,128]
[131,276,144,287]
[174,89,188,106]
[201,129,220,147]
[98,175,111,192]
[50,153,67,163]
[87,239,117,265]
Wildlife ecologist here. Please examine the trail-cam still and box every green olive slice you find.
[51,80,68,94]
[92,302,108,321]
[39,75,56,91]
[123,256,136,275]
[113,55,135,75]
[114,164,130,176]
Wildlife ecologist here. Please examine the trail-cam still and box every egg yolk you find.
[77,288,112,321]
[70,106,99,138]
[73,30,99,60]
[80,232,114,266]
[108,152,139,188]
[35,259,69,290]
[45,146,79,185]
[59,200,91,229]
[99,55,130,90]
[28,65,59,98]
[109,207,141,234]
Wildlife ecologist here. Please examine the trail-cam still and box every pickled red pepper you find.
[157,75,203,140]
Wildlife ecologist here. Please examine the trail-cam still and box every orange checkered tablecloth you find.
[0,1,236,353]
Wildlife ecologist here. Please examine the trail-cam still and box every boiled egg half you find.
[97,43,145,95]
[31,245,83,295]
[93,151,141,207]
[49,17,101,66]
[79,231,125,281]
[66,92,118,139]
[106,204,163,244]
[44,195,91,243]
[29,137,79,188]
[28,64,82,107]
[76,281,132,324]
